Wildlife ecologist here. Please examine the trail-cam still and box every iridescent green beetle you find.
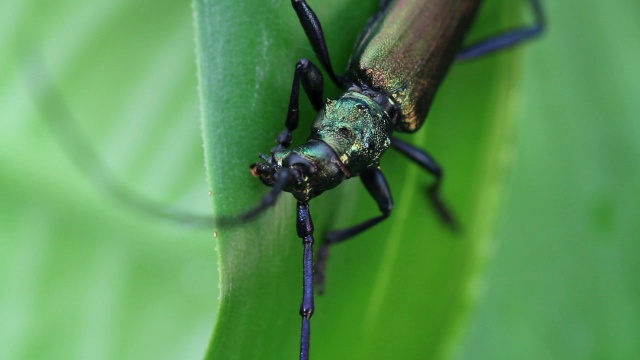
[226,1,544,359]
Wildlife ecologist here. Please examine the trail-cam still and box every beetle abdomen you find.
[347,0,481,132]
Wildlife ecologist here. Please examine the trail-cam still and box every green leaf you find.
[1,0,216,359]
[7,0,636,359]
[196,1,522,359]
[459,1,640,358]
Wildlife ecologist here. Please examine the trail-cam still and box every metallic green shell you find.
[347,0,481,132]
[269,90,394,202]
[310,91,393,176]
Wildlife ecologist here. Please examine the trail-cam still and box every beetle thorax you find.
[251,91,394,202]
[310,91,394,176]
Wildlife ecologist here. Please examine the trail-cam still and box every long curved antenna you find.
[216,168,295,226]
[24,55,214,229]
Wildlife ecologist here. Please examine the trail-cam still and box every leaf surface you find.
[195,1,521,359]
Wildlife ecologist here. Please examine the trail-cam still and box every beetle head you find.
[250,151,316,200]
[250,140,347,202]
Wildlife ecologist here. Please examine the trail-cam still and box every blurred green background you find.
[1,0,217,359]
[1,0,639,360]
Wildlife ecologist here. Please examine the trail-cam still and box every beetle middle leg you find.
[273,58,325,153]
[297,201,315,360]
[391,137,458,230]
[315,168,393,293]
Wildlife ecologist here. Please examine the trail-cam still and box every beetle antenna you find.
[24,53,214,228]
[216,168,296,226]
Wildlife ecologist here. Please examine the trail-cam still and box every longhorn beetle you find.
[218,0,544,359]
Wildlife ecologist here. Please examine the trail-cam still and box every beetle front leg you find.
[391,137,458,230]
[273,58,325,153]
[296,201,315,360]
[315,168,393,293]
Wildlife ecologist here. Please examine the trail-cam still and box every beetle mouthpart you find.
[250,163,260,177]
[250,162,272,177]
[250,162,278,187]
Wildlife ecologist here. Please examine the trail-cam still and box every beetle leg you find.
[291,0,343,86]
[296,201,315,360]
[391,137,458,230]
[457,0,545,60]
[379,0,392,10]
[273,58,324,153]
[315,168,393,293]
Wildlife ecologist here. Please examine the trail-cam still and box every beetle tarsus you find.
[428,182,459,232]
[297,201,315,360]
